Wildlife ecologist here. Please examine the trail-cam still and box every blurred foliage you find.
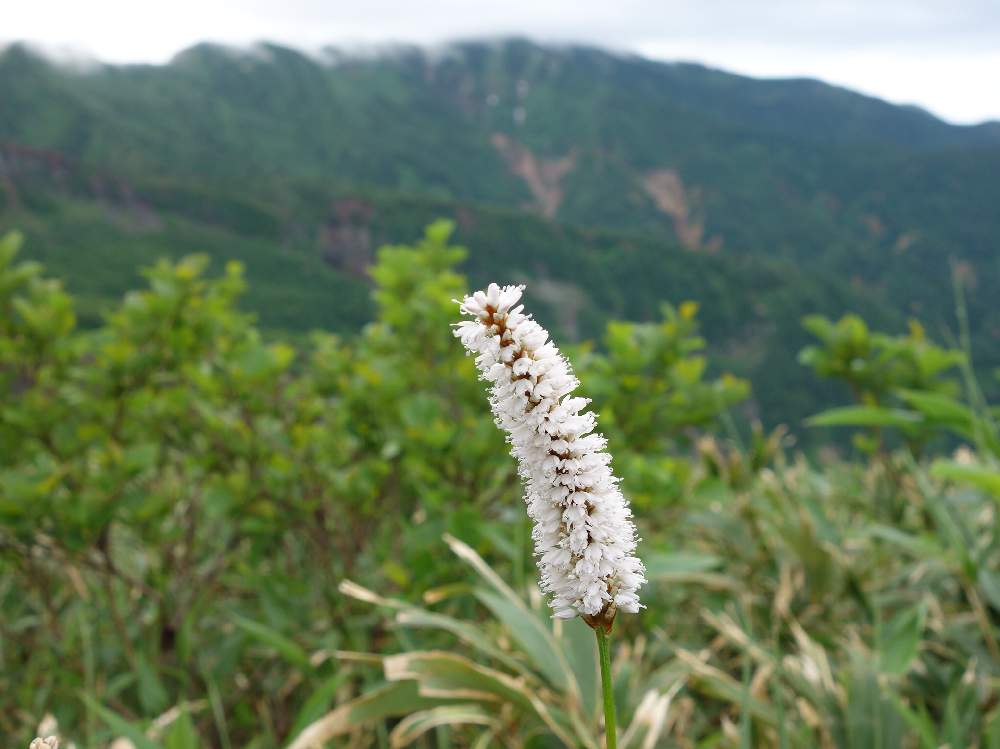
[799,310,1000,519]
[3,224,1000,747]
[300,451,1000,748]
[800,314,965,406]
[579,302,751,508]
[801,313,968,453]
[0,225,746,746]
[584,301,750,450]
[301,536,673,749]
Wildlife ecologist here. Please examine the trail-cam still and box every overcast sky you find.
[5,0,999,124]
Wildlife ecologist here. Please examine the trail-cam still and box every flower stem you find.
[596,626,617,749]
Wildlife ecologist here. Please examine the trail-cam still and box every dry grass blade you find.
[443,534,582,704]
[383,651,591,749]
[339,580,408,609]
[674,649,778,725]
[442,534,525,612]
[286,681,445,749]
[387,705,499,747]
[619,682,682,749]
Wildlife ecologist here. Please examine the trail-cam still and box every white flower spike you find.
[455,283,645,627]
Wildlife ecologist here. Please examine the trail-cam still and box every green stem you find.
[596,626,617,749]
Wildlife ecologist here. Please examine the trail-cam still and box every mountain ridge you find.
[4,36,999,132]
[4,36,997,250]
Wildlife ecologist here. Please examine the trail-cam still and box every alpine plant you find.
[455,283,645,628]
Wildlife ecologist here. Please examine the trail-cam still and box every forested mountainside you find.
[2,38,998,430]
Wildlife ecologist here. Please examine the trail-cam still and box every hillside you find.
[1,38,998,431]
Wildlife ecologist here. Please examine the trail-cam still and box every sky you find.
[4,0,999,124]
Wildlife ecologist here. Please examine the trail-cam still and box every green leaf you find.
[889,694,939,749]
[231,614,312,671]
[866,525,948,562]
[473,589,569,693]
[123,443,160,473]
[0,230,24,264]
[164,708,201,749]
[931,459,1000,497]
[844,657,906,748]
[806,406,922,429]
[288,672,350,740]
[557,617,599,723]
[895,389,972,425]
[395,608,528,677]
[81,695,158,749]
[979,568,1000,613]
[644,552,723,576]
[984,707,1000,749]
[445,535,578,699]
[877,602,926,676]
[136,654,170,714]
[898,389,1000,454]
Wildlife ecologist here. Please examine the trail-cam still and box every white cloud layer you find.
[4,0,999,124]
